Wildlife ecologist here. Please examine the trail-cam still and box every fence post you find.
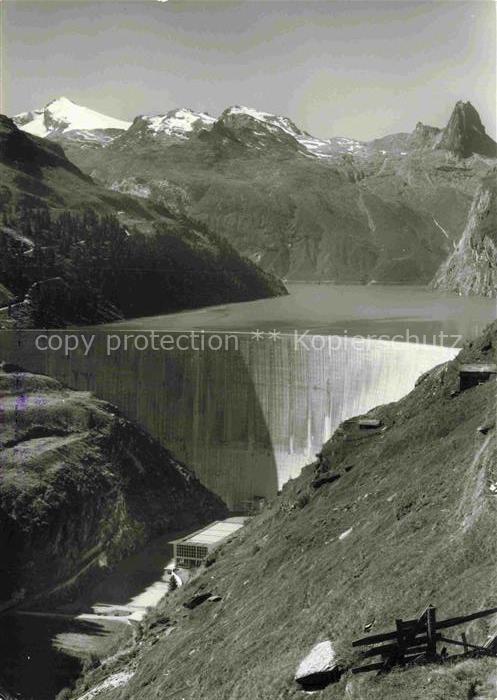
[426,605,437,661]
[395,619,406,665]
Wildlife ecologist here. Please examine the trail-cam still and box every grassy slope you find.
[72,322,497,700]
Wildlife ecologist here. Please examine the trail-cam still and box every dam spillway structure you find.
[0,331,458,509]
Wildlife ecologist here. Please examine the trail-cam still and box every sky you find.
[2,0,496,141]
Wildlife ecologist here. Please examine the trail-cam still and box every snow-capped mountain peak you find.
[225,105,275,121]
[13,97,131,138]
[141,108,216,138]
[223,105,304,137]
[13,97,365,158]
[222,105,364,158]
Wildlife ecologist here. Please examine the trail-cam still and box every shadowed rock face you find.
[432,175,497,297]
[436,101,497,159]
[0,365,227,606]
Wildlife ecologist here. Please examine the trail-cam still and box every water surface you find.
[106,284,496,346]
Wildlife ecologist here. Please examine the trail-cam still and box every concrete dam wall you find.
[1,332,457,509]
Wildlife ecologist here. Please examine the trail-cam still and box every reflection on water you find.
[105,284,496,346]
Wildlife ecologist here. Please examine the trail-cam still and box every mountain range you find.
[14,97,496,288]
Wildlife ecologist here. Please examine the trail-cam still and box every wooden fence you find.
[352,605,497,674]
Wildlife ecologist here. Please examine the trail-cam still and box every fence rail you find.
[352,605,497,674]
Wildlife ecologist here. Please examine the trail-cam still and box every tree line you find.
[0,205,279,326]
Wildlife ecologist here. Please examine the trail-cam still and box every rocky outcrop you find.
[368,121,441,154]
[0,365,228,607]
[436,101,497,158]
[432,175,497,297]
[408,122,441,150]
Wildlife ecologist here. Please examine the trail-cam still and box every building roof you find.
[459,364,497,373]
[358,418,382,428]
[171,517,248,549]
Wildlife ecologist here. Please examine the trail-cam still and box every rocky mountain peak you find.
[222,106,304,136]
[436,100,497,158]
[46,96,75,109]
[407,121,441,149]
[214,105,304,152]
[136,108,216,139]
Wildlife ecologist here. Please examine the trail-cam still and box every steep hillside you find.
[0,116,285,327]
[432,175,497,297]
[47,100,497,283]
[71,322,497,700]
[0,363,228,608]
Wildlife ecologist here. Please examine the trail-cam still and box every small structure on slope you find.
[458,364,497,391]
[357,418,383,430]
[170,517,248,568]
[341,416,385,443]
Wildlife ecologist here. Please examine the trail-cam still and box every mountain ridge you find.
[14,96,497,158]
[12,98,497,286]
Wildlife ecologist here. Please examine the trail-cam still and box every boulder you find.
[183,592,212,610]
[311,473,340,489]
[295,640,341,689]
[477,421,495,435]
